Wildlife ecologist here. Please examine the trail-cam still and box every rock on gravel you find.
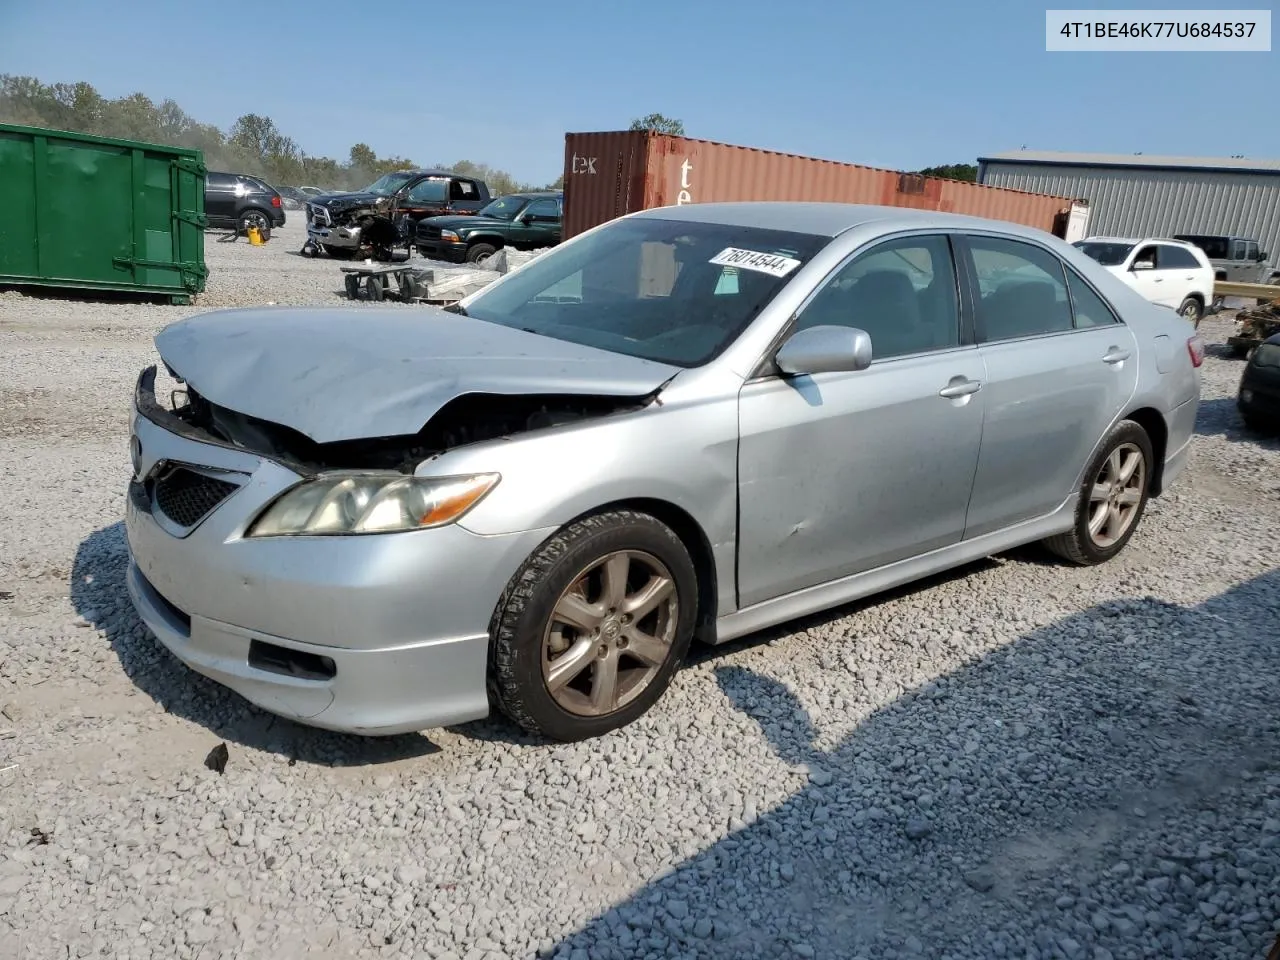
[2,235,1279,960]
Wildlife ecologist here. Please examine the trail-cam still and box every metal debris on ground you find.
[1226,296,1280,357]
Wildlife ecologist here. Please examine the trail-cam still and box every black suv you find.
[204,172,287,233]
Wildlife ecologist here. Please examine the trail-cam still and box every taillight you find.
[271,195,281,207]
[1187,336,1204,368]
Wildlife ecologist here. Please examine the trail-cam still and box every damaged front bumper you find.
[123,367,555,735]
[307,222,362,249]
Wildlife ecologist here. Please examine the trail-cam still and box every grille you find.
[417,222,442,241]
[308,203,330,227]
[153,468,239,528]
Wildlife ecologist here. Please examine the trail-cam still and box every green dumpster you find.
[0,121,208,305]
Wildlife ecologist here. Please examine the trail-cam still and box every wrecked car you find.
[304,170,490,261]
[124,203,1199,743]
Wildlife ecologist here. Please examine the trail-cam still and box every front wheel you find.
[488,510,699,741]
[466,242,497,264]
[1043,420,1153,566]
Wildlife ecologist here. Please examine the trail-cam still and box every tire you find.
[1177,296,1203,327]
[239,208,270,235]
[365,275,384,302]
[488,509,699,742]
[343,274,359,299]
[1043,420,1154,566]
[466,242,497,264]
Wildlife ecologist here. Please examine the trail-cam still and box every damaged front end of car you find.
[134,364,658,477]
[305,195,406,262]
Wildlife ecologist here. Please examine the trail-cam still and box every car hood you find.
[153,307,680,444]
[311,191,382,212]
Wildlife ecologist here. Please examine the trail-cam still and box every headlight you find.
[246,473,499,537]
[1252,343,1280,368]
[441,230,461,242]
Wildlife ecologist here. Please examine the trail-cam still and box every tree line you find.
[0,74,563,194]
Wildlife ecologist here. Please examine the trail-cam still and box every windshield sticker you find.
[709,247,802,277]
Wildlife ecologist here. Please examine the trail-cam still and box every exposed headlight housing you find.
[246,473,499,537]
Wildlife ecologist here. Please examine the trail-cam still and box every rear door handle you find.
[938,377,982,399]
[1102,347,1131,364]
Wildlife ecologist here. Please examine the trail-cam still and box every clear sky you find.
[1,0,1275,184]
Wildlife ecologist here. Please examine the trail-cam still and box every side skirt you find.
[711,496,1077,645]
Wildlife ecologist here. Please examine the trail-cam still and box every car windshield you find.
[363,173,414,196]
[460,216,830,367]
[477,196,529,220]
[1073,241,1134,266]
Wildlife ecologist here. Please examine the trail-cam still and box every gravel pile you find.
[1,232,1279,960]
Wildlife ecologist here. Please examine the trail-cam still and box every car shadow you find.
[70,522,440,767]
[542,569,1280,959]
[1193,397,1280,446]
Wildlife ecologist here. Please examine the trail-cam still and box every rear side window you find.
[406,178,448,203]
[1231,239,1248,260]
[1157,245,1201,269]
[969,236,1073,341]
[525,199,561,220]
[450,179,478,201]
[1065,268,1119,328]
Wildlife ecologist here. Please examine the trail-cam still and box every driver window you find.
[407,179,447,203]
[791,234,960,360]
[1131,246,1158,269]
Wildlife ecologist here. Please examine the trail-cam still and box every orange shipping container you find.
[562,130,1085,241]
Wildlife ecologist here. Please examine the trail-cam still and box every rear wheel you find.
[1178,296,1203,327]
[1043,420,1153,566]
[466,242,497,264]
[239,208,270,236]
[488,510,698,742]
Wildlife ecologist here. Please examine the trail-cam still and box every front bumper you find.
[122,384,556,735]
[1238,365,1280,421]
[415,239,468,263]
[307,222,362,249]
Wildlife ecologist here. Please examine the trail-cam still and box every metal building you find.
[977,150,1280,261]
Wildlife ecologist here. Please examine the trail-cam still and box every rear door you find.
[959,233,1139,539]
[203,173,236,225]
[1154,242,1207,304]
[447,178,486,215]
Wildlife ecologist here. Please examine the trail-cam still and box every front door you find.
[510,198,562,249]
[737,233,986,607]
[959,233,1139,538]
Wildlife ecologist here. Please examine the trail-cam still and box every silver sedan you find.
[124,202,1203,742]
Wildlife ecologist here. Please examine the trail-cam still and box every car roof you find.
[505,190,563,200]
[1084,236,1200,248]
[627,201,1066,240]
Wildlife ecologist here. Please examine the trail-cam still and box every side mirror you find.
[1130,260,1154,271]
[775,325,873,376]
[1258,251,1269,261]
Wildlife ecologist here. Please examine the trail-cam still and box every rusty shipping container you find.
[562,130,1083,241]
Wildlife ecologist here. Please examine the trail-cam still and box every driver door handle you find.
[938,377,982,399]
[1103,347,1131,364]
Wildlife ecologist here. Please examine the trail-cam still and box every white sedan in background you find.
[1073,237,1213,326]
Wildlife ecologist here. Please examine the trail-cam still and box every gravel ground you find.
[1,220,1279,960]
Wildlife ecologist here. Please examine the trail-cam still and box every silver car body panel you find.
[154,307,681,443]
[126,202,1201,734]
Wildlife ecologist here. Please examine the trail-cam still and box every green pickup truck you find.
[414,190,562,264]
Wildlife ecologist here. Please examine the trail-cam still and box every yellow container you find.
[247,225,264,246]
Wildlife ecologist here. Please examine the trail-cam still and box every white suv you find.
[1073,237,1214,325]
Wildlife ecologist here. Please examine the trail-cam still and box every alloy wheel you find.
[1087,442,1146,548]
[541,550,678,717]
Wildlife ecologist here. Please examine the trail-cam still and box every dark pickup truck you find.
[415,191,562,264]
[305,170,491,260]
